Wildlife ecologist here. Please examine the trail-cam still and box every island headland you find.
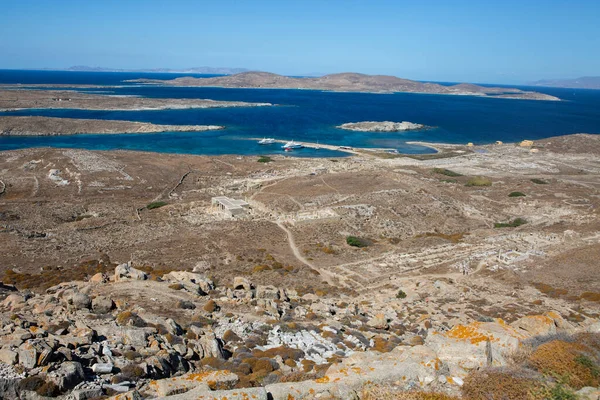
[130,71,561,101]
[0,116,224,136]
[0,89,272,111]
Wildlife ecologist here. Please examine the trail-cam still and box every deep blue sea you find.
[1,70,600,157]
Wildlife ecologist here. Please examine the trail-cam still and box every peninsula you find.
[130,71,561,101]
[0,89,272,111]
[337,121,428,132]
[0,116,224,136]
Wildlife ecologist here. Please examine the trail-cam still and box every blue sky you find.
[1,0,599,84]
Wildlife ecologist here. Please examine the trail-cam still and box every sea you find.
[1,69,600,158]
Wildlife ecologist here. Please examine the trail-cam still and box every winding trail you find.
[275,220,342,287]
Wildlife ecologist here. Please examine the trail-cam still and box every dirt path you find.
[275,220,342,286]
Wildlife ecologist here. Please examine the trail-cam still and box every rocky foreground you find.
[337,121,428,132]
[130,71,561,101]
[0,116,224,136]
[0,262,598,399]
[0,89,272,111]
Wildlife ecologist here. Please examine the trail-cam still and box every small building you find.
[211,196,250,217]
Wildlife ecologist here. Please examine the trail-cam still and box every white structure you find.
[211,196,250,217]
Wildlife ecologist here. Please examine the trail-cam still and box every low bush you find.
[433,168,463,177]
[346,236,368,248]
[466,176,492,187]
[147,201,168,210]
[396,290,407,299]
[531,178,548,184]
[509,191,526,197]
[494,218,528,228]
[115,311,146,327]
[257,156,273,163]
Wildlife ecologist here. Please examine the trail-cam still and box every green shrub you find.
[466,176,492,187]
[147,201,168,210]
[531,178,548,184]
[547,383,577,400]
[494,218,528,228]
[396,290,407,299]
[433,168,463,177]
[346,236,368,248]
[509,191,526,197]
[258,156,272,163]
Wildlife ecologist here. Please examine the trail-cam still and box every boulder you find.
[162,386,267,400]
[91,362,114,374]
[367,313,389,330]
[256,285,279,300]
[233,276,252,291]
[426,319,524,377]
[115,262,148,282]
[17,342,37,368]
[2,294,25,311]
[0,348,18,365]
[89,272,107,284]
[91,296,114,314]
[145,351,190,379]
[48,361,85,391]
[193,331,225,359]
[576,387,600,400]
[511,315,557,336]
[147,370,238,397]
[163,271,214,295]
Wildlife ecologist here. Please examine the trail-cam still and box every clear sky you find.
[1,0,599,84]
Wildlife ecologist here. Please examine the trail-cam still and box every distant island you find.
[0,89,272,111]
[0,116,223,136]
[337,121,428,132]
[530,76,600,90]
[129,71,560,101]
[44,66,250,75]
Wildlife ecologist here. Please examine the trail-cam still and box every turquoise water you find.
[1,70,600,157]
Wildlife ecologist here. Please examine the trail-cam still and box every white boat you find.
[258,138,275,145]
[282,140,303,150]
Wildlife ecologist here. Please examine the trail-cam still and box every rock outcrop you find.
[337,121,428,132]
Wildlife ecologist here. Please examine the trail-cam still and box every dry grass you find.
[463,333,600,399]
[462,368,545,400]
[528,337,600,389]
[360,384,459,400]
[415,232,466,243]
[1,259,115,290]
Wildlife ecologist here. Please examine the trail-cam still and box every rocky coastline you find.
[0,116,224,136]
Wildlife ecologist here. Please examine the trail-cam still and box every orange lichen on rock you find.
[315,375,330,383]
[445,322,494,344]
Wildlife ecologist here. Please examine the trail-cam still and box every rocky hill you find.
[130,71,560,100]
